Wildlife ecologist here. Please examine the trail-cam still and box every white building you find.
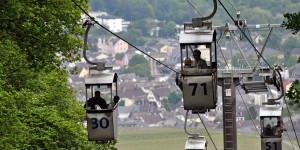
[88,12,129,33]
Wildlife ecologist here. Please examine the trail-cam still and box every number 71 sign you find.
[182,76,216,110]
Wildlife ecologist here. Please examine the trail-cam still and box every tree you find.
[286,80,300,108]
[119,28,148,46]
[282,12,300,35]
[0,0,115,149]
[125,55,151,78]
[128,55,149,66]
[129,18,157,36]
[241,7,273,24]
[283,11,300,108]
[163,92,182,111]
[159,21,176,38]
[115,0,154,20]
[281,36,299,51]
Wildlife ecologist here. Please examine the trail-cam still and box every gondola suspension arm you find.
[83,19,111,71]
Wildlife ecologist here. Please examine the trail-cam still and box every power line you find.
[237,88,260,136]
[70,0,179,74]
[283,96,300,148]
[187,0,204,17]
[197,113,218,150]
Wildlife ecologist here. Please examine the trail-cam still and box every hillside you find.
[89,0,300,24]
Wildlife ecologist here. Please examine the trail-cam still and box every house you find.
[118,86,147,106]
[89,12,129,33]
[115,53,129,66]
[155,43,171,53]
[144,41,172,54]
[145,91,159,107]
[283,80,293,92]
[138,113,164,127]
[96,53,109,60]
[97,36,128,56]
[204,111,217,122]
[152,87,171,101]
[118,105,139,120]
[119,73,137,82]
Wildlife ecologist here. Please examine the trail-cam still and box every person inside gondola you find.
[184,57,192,68]
[192,50,208,69]
[272,120,286,136]
[263,124,273,136]
[86,91,108,110]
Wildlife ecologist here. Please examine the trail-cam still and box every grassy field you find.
[116,127,292,150]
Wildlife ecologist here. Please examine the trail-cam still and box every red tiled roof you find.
[283,80,293,92]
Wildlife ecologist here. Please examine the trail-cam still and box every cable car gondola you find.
[85,70,120,142]
[82,19,120,142]
[176,27,218,113]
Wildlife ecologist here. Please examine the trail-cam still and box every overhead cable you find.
[283,96,300,148]
[217,0,272,70]
[70,0,179,74]
[197,113,218,150]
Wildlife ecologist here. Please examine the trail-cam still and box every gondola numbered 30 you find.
[176,29,218,113]
[85,71,120,142]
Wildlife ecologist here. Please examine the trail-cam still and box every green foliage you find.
[163,92,182,111]
[243,7,273,24]
[128,55,149,66]
[283,11,300,108]
[90,0,298,25]
[159,21,176,38]
[286,80,300,108]
[90,25,110,36]
[265,56,284,67]
[281,36,299,51]
[125,55,151,78]
[125,64,151,78]
[119,28,148,46]
[282,12,300,35]
[0,0,116,149]
[129,18,157,36]
[115,0,154,20]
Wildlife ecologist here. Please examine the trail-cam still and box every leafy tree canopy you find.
[282,12,300,35]
[125,55,151,78]
[286,80,300,108]
[119,28,148,46]
[0,0,115,149]
[283,11,300,108]
[163,92,182,111]
[128,55,149,66]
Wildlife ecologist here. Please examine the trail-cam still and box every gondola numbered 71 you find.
[176,28,218,113]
